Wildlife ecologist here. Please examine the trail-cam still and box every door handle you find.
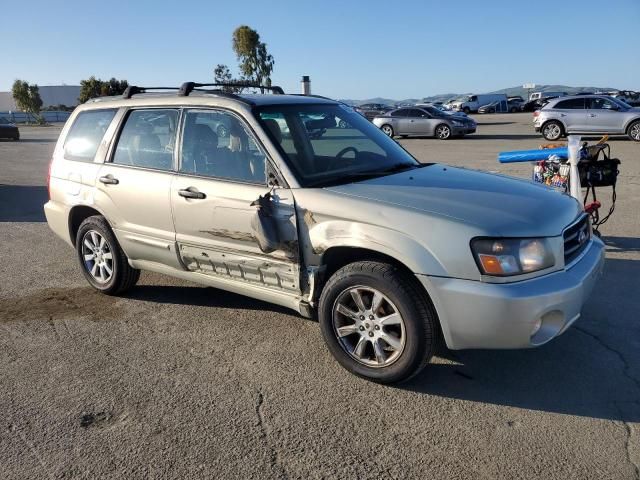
[99,175,119,185]
[589,114,597,117]
[178,188,206,200]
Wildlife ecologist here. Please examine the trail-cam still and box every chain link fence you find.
[0,111,72,123]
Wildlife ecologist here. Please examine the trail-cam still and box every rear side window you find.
[112,109,179,171]
[554,99,585,109]
[391,109,408,117]
[64,109,117,161]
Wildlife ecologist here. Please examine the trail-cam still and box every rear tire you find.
[75,215,140,295]
[318,261,437,384]
[627,120,640,142]
[542,120,564,141]
[381,124,394,137]
[462,107,471,114]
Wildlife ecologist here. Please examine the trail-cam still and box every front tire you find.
[435,124,452,140]
[542,120,564,141]
[627,120,640,142]
[381,124,394,137]
[76,215,140,295]
[462,107,471,114]
[318,261,437,384]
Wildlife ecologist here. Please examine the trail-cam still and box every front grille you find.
[563,214,590,265]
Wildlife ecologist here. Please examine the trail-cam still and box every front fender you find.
[307,220,448,276]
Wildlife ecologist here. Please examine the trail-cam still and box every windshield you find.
[255,103,420,187]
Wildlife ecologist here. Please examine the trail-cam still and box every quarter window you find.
[64,109,117,161]
[112,109,178,170]
[180,110,267,184]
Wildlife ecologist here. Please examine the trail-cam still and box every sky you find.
[3,0,639,100]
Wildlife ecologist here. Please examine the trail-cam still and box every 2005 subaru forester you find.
[44,82,605,383]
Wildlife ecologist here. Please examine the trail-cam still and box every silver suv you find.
[44,82,605,383]
[534,95,640,141]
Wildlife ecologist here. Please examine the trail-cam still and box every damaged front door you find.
[171,109,300,294]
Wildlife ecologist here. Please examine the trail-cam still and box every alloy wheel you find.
[436,125,451,139]
[381,125,393,137]
[332,286,406,367]
[81,230,114,284]
[543,123,562,140]
[630,123,640,141]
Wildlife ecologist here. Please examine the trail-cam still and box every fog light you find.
[530,317,543,337]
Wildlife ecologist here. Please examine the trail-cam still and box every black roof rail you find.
[179,82,284,96]
[122,86,180,99]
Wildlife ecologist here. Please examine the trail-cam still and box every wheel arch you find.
[68,205,109,244]
[624,117,640,133]
[317,246,444,344]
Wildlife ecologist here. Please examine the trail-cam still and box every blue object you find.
[498,147,569,163]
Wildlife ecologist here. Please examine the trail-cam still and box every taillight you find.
[533,110,540,118]
[47,159,53,199]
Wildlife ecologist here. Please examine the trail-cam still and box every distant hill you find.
[340,85,621,106]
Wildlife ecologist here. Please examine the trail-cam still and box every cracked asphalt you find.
[1,115,638,479]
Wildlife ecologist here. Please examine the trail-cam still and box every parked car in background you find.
[354,103,393,120]
[529,91,568,101]
[373,107,476,139]
[522,97,557,112]
[507,96,525,103]
[0,117,19,140]
[414,103,468,118]
[478,98,523,114]
[534,95,640,141]
[450,94,508,114]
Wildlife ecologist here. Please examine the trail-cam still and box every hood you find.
[325,165,581,237]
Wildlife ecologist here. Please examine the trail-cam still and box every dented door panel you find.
[170,176,301,294]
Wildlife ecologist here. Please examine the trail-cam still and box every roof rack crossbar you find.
[122,86,180,99]
[179,82,284,96]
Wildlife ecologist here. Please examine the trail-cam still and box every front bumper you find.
[419,237,605,350]
[452,125,476,135]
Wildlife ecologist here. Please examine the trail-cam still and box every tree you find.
[213,64,241,93]
[232,25,275,88]
[12,80,43,122]
[79,76,129,103]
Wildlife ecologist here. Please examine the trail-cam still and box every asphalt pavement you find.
[1,115,638,479]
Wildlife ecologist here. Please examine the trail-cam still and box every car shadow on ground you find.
[399,256,640,423]
[464,134,542,140]
[473,121,517,126]
[125,285,295,316]
[603,235,640,253]
[0,184,48,222]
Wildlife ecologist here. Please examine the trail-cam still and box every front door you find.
[171,109,300,294]
[96,107,181,268]
[585,97,625,133]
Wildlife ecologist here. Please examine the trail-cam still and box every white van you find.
[451,94,507,113]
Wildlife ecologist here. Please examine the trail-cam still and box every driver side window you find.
[180,110,267,184]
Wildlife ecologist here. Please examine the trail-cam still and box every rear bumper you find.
[419,237,605,350]
[44,200,73,247]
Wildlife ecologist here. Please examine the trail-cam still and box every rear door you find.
[552,98,587,132]
[96,108,181,268]
[585,97,626,133]
[171,109,300,294]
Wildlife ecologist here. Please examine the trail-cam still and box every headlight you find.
[470,238,555,276]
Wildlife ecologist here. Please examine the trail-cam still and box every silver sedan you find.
[373,106,476,139]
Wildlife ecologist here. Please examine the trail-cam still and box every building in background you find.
[0,85,81,111]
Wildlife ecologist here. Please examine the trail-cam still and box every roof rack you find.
[122,86,181,99]
[179,82,284,96]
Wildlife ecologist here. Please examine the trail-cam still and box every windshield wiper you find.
[306,163,419,187]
